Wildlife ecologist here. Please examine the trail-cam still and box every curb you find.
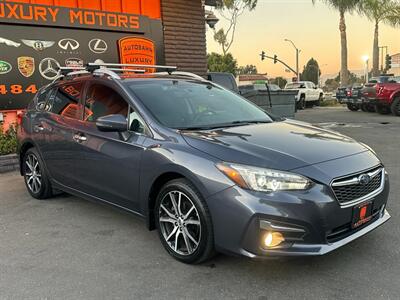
[0,154,19,174]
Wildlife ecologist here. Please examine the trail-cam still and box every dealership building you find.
[0,0,217,130]
[389,53,400,76]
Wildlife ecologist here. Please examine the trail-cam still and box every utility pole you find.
[379,46,388,73]
[285,39,300,81]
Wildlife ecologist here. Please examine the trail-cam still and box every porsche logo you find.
[18,56,35,77]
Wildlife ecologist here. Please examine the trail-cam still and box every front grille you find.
[331,166,384,206]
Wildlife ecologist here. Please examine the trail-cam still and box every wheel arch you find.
[390,90,400,102]
[146,170,198,231]
[18,139,36,175]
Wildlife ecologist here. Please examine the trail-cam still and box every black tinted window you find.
[127,80,271,129]
[210,74,235,91]
[48,83,84,119]
[84,84,128,122]
[33,88,49,111]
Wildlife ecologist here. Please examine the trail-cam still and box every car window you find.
[128,107,147,134]
[47,82,84,120]
[84,84,129,122]
[209,74,235,91]
[127,80,272,129]
[34,88,49,111]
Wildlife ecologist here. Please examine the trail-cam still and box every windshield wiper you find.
[177,120,272,131]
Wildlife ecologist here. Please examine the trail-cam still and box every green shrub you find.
[0,125,18,156]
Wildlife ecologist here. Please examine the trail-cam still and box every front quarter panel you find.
[139,136,235,217]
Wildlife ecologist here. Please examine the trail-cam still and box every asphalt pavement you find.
[0,106,399,299]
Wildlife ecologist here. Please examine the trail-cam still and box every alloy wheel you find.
[25,154,42,194]
[158,191,201,256]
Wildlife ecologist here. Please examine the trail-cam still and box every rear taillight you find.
[347,90,352,97]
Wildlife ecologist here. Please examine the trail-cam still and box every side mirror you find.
[96,114,127,132]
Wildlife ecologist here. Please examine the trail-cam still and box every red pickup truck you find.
[362,76,400,116]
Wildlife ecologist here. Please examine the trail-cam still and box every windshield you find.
[285,83,304,89]
[127,80,273,129]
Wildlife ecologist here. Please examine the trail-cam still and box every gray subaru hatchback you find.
[18,64,390,264]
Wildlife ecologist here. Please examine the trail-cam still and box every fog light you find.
[263,232,285,248]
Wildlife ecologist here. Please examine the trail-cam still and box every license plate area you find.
[352,201,373,229]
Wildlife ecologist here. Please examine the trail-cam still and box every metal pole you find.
[285,39,301,81]
[296,49,299,81]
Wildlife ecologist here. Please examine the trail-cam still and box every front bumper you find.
[206,158,390,258]
[241,209,390,258]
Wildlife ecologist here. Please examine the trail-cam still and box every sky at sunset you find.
[206,0,400,79]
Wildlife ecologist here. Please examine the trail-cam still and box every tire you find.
[361,103,368,112]
[347,103,360,111]
[23,148,53,199]
[391,97,400,116]
[366,104,376,113]
[316,94,323,106]
[376,105,391,115]
[297,96,306,110]
[155,179,215,264]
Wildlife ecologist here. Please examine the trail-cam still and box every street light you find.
[284,39,300,81]
[362,55,369,83]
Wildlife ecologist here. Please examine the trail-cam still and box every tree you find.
[270,77,288,89]
[207,52,238,75]
[214,0,258,55]
[358,0,400,76]
[312,0,361,86]
[237,64,258,75]
[300,58,321,85]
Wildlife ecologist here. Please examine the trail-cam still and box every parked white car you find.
[284,81,324,110]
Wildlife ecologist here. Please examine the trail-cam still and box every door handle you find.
[34,124,44,132]
[73,133,87,143]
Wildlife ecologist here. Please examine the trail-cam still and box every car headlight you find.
[217,163,313,192]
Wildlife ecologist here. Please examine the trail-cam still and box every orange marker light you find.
[217,164,249,189]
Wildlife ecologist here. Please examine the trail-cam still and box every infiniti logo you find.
[358,174,371,185]
[58,38,80,51]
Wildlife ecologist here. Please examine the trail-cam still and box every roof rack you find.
[56,62,205,82]
[86,62,177,74]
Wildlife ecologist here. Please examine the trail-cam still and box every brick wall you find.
[161,0,207,76]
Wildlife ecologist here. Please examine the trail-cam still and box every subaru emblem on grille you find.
[358,174,371,185]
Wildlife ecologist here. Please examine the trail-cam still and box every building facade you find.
[0,0,215,130]
[389,53,400,76]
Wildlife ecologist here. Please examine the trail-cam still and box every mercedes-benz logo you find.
[39,58,61,80]
[89,39,108,54]
[58,38,80,51]
[358,174,371,186]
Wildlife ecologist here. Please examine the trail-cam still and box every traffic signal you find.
[386,54,392,70]
[260,51,266,61]
[274,55,278,64]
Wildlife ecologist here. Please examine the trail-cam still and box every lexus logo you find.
[89,39,108,54]
[39,58,61,80]
[58,38,80,51]
[358,174,371,186]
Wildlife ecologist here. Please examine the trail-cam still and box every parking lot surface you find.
[1,106,399,299]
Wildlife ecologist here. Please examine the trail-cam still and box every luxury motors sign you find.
[0,1,146,32]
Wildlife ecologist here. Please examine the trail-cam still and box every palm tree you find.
[312,0,361,86]
[358,0,400,76]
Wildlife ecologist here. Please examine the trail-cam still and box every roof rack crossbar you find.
[59,67,87,76]
[87,62,177,73]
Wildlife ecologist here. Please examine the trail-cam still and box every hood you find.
[181,120,369,171]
